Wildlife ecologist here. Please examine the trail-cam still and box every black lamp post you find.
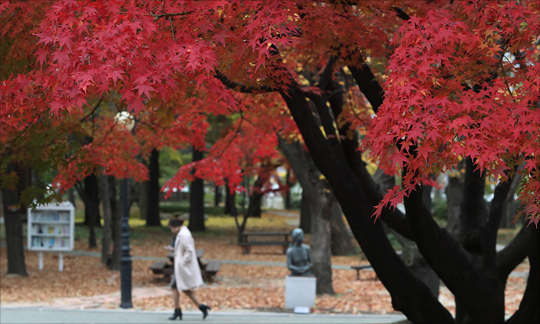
[120,177,133,308]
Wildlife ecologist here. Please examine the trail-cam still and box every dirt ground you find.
[0,212,529,317]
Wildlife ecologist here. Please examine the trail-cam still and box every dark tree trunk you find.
[275,67,454,322]
[146,148,161,226]
[445,175,463,237]
[246,176,263,218]
[83,174,101,227]
[99,171,113,265]
[310,186,336,295]
[224,183,237,216]
[284,169,293,210]
[68,188,76,208]
[1,187,28,276]
[277,136,335,294]
[214,184,222,207]
[299,189,311,234]
[507,229,539,323]
[109,176,121,270]
[330,203,357,256]
[138,180,148,220]
[189,147,205,232]
[75,175,101,248]
[499,174,521,228]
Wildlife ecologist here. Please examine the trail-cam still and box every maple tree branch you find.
[80,96,104,123]
[214,69,275,93]
[391,6,411,21]
[497,224,537,280]
[347,63,385,113]
[317,55,337,90]
[211,112,244,162]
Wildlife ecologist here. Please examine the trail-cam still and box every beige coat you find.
[173,226,204,291]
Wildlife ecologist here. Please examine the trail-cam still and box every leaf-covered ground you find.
[0,212,529,317]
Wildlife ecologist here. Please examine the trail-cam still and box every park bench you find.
[351,265,378,281]
[238,231,291,254]
[149,248,220,282]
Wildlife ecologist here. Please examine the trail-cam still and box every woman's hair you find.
[168,217,184,228]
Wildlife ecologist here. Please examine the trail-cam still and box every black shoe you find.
[169,308,182,320]
[198,304,211,319]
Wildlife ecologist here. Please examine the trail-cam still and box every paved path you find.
[0,307,407,324]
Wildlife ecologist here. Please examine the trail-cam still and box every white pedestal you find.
[285,276,316,309]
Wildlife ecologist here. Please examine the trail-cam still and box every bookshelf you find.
[27,201,75,271]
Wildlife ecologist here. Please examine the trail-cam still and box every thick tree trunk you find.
[277,75,454,323]
[109,176,121,270]
[1,188,28,276]
[246,176,263,218]
[277,137,335,294]
[330,203,357,256]
[99,171,113,265]
[311,187,336,295]
[499,174,521,228]
[224,183,237,216]
[445,175,463,237]
[83,174,101,227]
[507,229,539,323]
[299,189,311,234]
[146,148,161,226]
[189,147,205,232]
[68,188,76,208]
[138,181,148,220]
[76,175,100,248]
[214,185,222,207]
[284,169,293,210]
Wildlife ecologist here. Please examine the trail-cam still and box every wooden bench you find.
[200,260,221,282]
[238,232,290,254]
[351,265,377,281]
[150,249,220,282]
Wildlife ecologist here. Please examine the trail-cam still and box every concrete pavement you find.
[0,307,407,324]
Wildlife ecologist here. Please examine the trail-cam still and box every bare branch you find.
[80,96,104,123]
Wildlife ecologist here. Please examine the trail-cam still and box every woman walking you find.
[167,218,211,320]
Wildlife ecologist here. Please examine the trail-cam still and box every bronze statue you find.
[286,228,313,276]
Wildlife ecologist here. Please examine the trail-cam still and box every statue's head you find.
[292,228,304,245]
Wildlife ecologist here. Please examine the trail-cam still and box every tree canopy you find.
[1,1,539,322]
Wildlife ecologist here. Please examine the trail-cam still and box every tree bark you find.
[68,188,76,209]
[146,148,161,226]
[109,176,121,270]
[1,187,28,276]
[445,175,463,237]
[284,169,293,210]
[224,182,237,216]
[330,203,357,256]
[507,229,539,323]
[310,184,335,295]
[246,175,263,218]
[99,171,113,265]
[277,75,454,323]
[83,174,101,227]
[277,136,335,294]
[299,189,311,234]
[138,181,148,220]
[189,147,205,232]
[214,184,222,207]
